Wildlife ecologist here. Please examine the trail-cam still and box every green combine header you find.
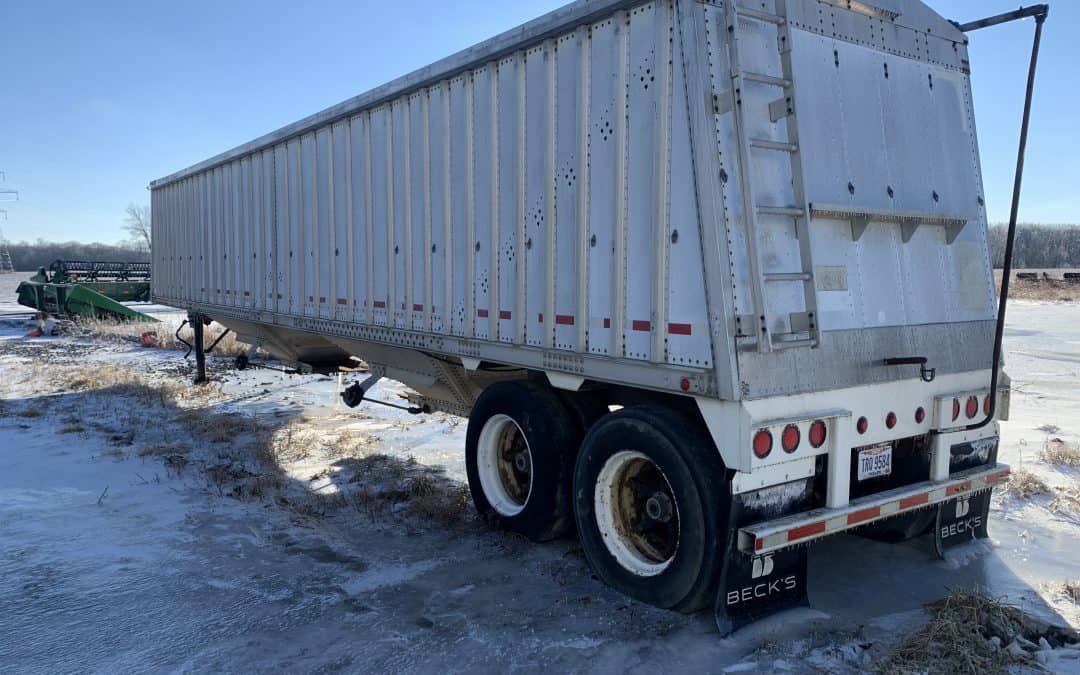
[16,260,156,322]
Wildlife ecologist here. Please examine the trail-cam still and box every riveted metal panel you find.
[496,55,521,344]
[315,128,333,319]
[523,43,550,348]
[368,108,390,326]
[624,2,658,362]
[472,65,495,340]
[585,15,620,357]
[553,29,583,352]
[331,123,349,318]
[407,94,428,331]
[448,77,471,337]
[391,100,409,329]
[666,11,712,369]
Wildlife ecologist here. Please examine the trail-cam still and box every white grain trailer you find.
[151,0,1046,632]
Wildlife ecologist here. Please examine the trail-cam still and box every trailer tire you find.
[573,406,728,613]
[466,381,581,542]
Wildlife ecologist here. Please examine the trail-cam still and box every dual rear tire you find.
[465,380,581,542]
[465,385,728,613]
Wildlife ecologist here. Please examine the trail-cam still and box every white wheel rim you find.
[595,451,679,577]
[476,414,533,517]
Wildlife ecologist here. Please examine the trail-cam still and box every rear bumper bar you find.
[738,463,1010,554]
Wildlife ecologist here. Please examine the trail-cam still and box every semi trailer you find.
[150,0,1045,632]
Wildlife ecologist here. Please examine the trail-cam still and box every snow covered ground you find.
[1,300,1078,673]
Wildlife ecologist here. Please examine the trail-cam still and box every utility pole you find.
[0,172,19,273]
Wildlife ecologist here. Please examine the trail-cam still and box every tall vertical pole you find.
[191,312,207,384]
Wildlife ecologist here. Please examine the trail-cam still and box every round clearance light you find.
[680,378,691,392]
[915,407,926,424]
[753,430,773,459]
[781,425,800,453]
[966,396,979,419]
[886,412,898,430]
[857,416,869,435]
[809,420,827,448]
[952,398,961,421]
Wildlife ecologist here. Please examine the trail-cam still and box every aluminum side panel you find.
[473,66,495,340]
[586,15,621,358]
[496,55,522,344]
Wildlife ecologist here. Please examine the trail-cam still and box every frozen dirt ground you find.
[0,300,1079,673]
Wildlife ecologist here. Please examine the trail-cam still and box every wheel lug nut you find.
[645,493,673,523]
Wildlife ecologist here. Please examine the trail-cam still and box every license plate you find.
[857,445,893,481]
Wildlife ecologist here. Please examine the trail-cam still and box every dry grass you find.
[1049,486,1080,516]
[75,318,253,358]
[1040,438,1080,467]
[137,442,192,458]
[338,452,472,527]
[1003,276,1080,302]
[1044,580,1080,605]
[1003,469,1050,499]
[877,590,1036,674]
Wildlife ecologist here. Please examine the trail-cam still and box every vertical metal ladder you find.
[725,0,820,352]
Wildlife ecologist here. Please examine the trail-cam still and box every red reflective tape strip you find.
[477,309,489,318]
[373,300,387,308]
[555,315,575,326]
[632,320,651,332]
[413,304,424,312]
[603,318,611,328]
[788,521,826,542]
[900,493,929,510]
[988,469,1011,483]
[947,481,972,497]
[499,310,512,320]
[668,323,692,336]
[338,299,349,306]
[538,313,544,323]
[847,507,881,526]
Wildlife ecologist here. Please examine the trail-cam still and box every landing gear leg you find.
[191,312,207,385]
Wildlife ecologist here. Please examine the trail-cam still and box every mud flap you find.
[934,488,992,558]
[714,499,809,636]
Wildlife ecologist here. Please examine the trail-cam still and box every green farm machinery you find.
[16,260,156,322]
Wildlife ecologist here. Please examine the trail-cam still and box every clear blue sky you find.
[1,0,1076,244]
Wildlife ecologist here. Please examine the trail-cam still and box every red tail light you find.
[781,425,800,453]
[915,407,926,424]
[984,395,993,416]
[856,417,869,435]
[809,420,827,448]
[885,412,897,429]
[753,430,773,459]
[952,398,961,421]
[966,396,979,419]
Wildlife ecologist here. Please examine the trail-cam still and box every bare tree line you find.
[5,240,150,271]
[988,224,1080,269]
